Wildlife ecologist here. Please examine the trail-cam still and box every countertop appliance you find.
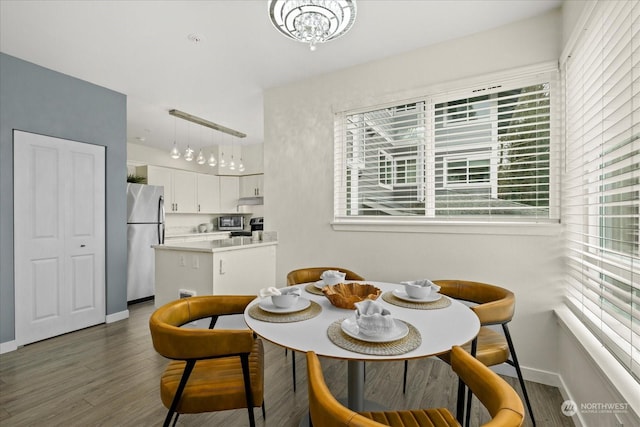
[230,217,263,237]
[126,183,164,302]
[218,215,244,231]
[250,217,263,232]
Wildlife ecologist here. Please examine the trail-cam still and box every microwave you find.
[218,215,244,231]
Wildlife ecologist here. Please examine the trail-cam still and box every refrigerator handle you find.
[158,195,165,244]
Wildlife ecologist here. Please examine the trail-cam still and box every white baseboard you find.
[491,363,562,387]
[0,340,18,354]
[106,309,129,323]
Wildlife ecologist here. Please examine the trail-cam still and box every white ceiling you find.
[0,0,562,152]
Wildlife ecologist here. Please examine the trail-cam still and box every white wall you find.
[264,8,563,380]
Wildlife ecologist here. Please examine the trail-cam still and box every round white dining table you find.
[243,281,480,412]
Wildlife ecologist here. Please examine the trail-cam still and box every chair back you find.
[287,267,364,285]
[434,280,515,325]
[149,295,256,360]
[306,351,384,427]
[450,346,525,426]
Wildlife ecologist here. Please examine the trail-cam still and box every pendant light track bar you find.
[169,109,246,138]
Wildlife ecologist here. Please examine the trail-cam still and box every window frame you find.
[333,65,561,229]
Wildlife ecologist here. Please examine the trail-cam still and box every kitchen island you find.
[153,237,277,307]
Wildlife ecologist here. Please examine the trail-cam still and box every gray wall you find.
[0,53,127,344]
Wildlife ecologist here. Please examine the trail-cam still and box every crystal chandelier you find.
[268,0,357,51]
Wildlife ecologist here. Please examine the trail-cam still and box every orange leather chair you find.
[149,295,264,427]
[403,280,535,426]
[306,346,524,427]
[286,267,365,391]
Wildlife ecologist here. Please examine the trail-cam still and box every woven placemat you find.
[304,283,325,296]
[248,300,322,323]
[327,319,421,356]
[381,291,452,310]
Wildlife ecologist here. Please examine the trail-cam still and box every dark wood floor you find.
[0,300,574,426]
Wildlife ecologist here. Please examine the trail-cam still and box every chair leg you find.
[163,360,196,427]
[456,377,466,425]
[402,360,408,394]
[292,350,297,392]
[503,324,536,426]
[262,402,266,419]
[171,413,179,427]
[465,338,478,427]
[240,354,256,427]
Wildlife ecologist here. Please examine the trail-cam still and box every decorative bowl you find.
[322,283,381,309]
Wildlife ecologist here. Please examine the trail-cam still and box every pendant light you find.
[207,129,217,166]
[196,148,206,164]
[170,117,181,159]
[237,135,245,172]
[229,135,236,171]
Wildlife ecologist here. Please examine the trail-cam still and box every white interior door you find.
[14,130,105,346]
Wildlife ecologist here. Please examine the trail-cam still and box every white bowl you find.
[321,270,347,286]
[271,293,299,308]
[404,284,432,299]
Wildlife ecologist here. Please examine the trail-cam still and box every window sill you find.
[554,306,640,420]
[331,219,560,236]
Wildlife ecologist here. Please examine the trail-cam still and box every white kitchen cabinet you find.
[213,245,276,295]
[153,242,277,307]
[197,173,220,213]
[219,176,239,212]
[240,174,264,197]
[138,165,197,213]
[172,169,197,213]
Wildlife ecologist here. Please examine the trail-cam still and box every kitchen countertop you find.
[153,237,278,253]
[165,231,231,239]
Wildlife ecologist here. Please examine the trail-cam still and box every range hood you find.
[237,196,264,206]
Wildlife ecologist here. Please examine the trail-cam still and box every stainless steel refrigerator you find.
[126,183,164,302]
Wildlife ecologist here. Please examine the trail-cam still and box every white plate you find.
[314,280,326,289]
[258,298,311,314]
[392,288,442,303]
[340,317,409,343]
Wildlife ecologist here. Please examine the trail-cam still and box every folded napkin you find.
[280,287,301,297]
[321,270,345,280]
[258,286,301,298]
[354,299,390,317]
[401,279,441,292]
[258,287,280,298]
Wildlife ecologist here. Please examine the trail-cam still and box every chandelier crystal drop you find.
[268,0,357,51]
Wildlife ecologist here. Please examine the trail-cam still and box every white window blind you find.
[564,0,639,381]
[334,71,560,222]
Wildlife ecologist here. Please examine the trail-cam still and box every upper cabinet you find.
[197,174,220,213]
[138,165,228,214]
[139,165,197,213]
[219,176,240,212]
[240,174,264,197]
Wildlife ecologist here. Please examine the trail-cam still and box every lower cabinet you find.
[154,244,277,307]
